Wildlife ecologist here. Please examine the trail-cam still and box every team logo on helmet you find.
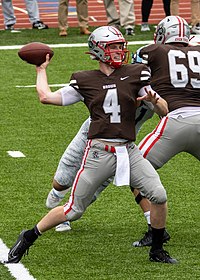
[154,16,190,45]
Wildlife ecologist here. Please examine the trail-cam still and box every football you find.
[18,42,54,66]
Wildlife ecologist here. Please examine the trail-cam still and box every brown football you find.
[18,42,54,66]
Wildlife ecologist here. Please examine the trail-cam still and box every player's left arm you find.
[137,85,169,116]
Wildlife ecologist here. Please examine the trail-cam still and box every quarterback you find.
[6,26,177,264]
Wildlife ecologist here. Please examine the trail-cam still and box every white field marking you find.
[16,83,68,88]
[0,239,37,280]
[13,6,28,14]
[0,41,154,50]
[90,16,97,22]
[0,34,199,50]
[7,151,26,157]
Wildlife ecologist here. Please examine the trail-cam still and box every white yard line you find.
[0,41,154,50]
[0,239,37,280]
[0,34,199,50]
[16,84,68,88]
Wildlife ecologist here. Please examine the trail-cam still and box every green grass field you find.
[0,27,200,280]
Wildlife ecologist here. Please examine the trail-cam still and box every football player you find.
[6,26,177,264]
[131,15,200,247]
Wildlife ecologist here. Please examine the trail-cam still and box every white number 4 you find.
[103,88,121,123]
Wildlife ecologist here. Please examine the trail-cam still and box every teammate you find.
[46,102,154,232]
[6,26,177,264]
[131,15,200,247]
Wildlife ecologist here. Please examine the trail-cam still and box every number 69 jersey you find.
[69,64,151,141]
[139,44,200,112]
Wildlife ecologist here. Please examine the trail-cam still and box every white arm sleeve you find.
[60,85,84,105]
[138,85,160,110]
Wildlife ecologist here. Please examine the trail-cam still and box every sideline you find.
[0,41,154,50]
[0,239,37,280]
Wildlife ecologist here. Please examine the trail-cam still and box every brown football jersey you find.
[69,64,150,141]
[140,44,200,112]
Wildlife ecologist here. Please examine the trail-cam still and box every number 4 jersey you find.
[69,64,151,141]
[140,44,200,112]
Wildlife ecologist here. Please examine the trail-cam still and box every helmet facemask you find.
[102,42,129,68]
[87,26,129,68]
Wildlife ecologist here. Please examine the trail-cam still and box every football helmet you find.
[131,45,149,64]
[154,16,190,45]
[87,26,129,68]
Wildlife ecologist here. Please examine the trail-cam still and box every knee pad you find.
[135,192,145,204]
[149,186,167,204]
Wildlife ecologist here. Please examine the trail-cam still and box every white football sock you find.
[144,211,151,225]
[53,188,71,198]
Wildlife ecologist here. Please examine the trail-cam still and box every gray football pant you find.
[54,118,112,201]
[139,114,200,169]
[63,140,166,221]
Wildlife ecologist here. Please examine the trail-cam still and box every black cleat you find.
[149,249,178,264]
[132,228,170,247]
[5,230,33,263]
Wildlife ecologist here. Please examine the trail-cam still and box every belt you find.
[96,139,129,146]
[105,145,116,153]
[94,139,130,153]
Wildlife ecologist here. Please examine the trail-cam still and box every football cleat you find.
[6,230,33,263]
[132,228,170,247]
[149,249,178,264]
[46,189,63,208]
[55,221,71,232]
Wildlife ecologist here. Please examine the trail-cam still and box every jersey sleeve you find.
[60,84,84,106]
[139,64,151,87]
[140,44,158,65]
